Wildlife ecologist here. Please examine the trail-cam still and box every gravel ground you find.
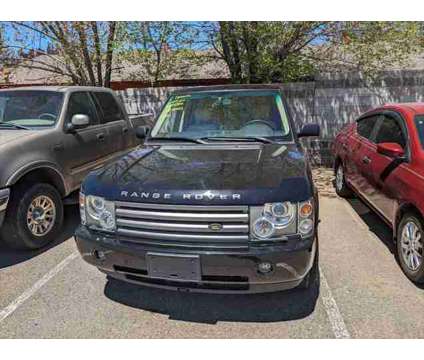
[312,167,336,198]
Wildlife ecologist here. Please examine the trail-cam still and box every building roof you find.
[0,85,114,93]
[0,51,230,87]
[173,84,283,94]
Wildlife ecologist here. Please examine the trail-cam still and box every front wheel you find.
[397,213,424,284]
[335,162,353,198]
[0,183,64,250]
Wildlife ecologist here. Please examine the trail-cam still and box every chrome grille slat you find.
[116,208,248,222]
[115,201,249,250]
[116,218,248,233]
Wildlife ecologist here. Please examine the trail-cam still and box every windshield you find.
[0,90,64,128]
[150,90,293,141]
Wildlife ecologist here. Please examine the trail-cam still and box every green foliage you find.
[121,22,210,85]
[212,21,422,84]
[212,22,328,83]
[1,21,423,87]
[332,22,422,76]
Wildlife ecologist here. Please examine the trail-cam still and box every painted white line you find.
[0,252,78,324]
[319,266,351,339]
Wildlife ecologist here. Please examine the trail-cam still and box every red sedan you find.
[333,103,424,284]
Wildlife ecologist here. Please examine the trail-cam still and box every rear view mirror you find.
[377,142,404,158]
[298,124,320,138]
[66,114,90,133]
[136,126,150,140]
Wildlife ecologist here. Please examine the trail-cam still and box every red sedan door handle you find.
[362,156,371,165]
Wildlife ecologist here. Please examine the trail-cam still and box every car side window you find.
[66,92,98,125]
[356,116,377,141]
[375,114,406,148]
[92,92,124,124]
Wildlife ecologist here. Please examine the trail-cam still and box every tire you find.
[0,182,64,250]
[335,162,353,198]
[396,213,424,284]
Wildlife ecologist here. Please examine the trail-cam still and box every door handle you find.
[362,156,371,165]
[97,133,105,141]
[122,127,128,134]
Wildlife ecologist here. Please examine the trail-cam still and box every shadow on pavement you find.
[344,196,424,290]
[103,273,320,324]
[0,205,80,269]
[345,197,395,254]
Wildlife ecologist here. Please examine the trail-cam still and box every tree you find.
[208,22,331,83]
[316,22,422,77]
[0,24,9,63]
[122,21,208,85]
[6,21,124,87]
[208,21,422,83]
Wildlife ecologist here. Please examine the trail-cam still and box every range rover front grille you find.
[115,202,250,251]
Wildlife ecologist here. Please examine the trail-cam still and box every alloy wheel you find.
[26,195,57,237]
[400,221,423,271]
[336,165,344,192]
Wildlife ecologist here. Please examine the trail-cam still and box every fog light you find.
[299,218,313,235]
[258,262,273,274]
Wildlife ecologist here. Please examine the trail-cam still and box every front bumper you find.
[75,226,317,294]
[0,188,10,227]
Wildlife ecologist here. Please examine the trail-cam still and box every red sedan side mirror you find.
[377,142,404,158]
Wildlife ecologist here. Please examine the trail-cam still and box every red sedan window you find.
[357,116,378,140]
[414,115,424,148]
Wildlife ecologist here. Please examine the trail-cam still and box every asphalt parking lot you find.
[1,195,424,338]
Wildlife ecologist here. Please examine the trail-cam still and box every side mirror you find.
[136,126,150,140]
[377,142,405,158]
[298,124,320,138]
[66,114,90,133]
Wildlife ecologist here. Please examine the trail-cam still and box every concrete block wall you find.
[117,70,424,167]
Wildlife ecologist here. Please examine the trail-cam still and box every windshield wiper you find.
[0,122,30,130]
[147,136,207,144]
[200,136,275,144]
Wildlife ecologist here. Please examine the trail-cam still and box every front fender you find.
[4,160,69,194]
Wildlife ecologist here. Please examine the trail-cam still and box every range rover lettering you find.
[75,85,320,293]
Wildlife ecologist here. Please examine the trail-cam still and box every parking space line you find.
[319,266,351,339]
[0,252,78,324]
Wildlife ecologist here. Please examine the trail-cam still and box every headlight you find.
[82,195,116,232]
[250,199,314,241]
[253,217,275,239]
[298,200,314,236]
[264,202,295,227]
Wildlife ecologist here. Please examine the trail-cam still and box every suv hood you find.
[0,129,37,147]
[83,143,313,205]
